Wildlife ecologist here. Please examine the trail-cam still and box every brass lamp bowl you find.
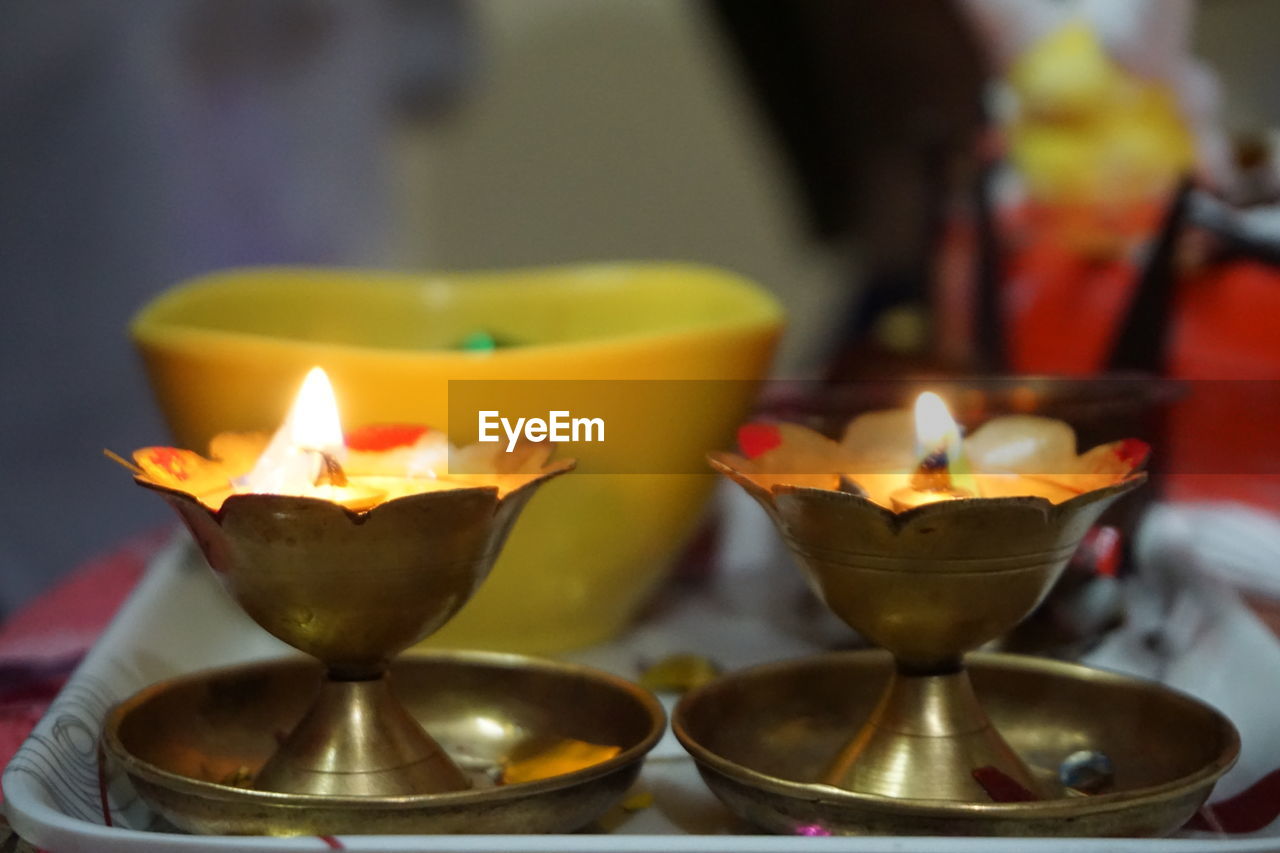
[104,653,666,836]
[711,454,1143,802]
[137,460,570,798]
[675,651,1238,837]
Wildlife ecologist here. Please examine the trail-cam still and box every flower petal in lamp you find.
[709,393,1145,802]
[122,368,573,797]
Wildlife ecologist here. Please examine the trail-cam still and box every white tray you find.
[5,504,1280,852]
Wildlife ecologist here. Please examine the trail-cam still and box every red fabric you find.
[938,205,1280,512]
[999,200,1160,375]
[0,530,165,784]
[1185,767,1280,834]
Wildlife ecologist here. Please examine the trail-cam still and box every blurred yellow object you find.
[1008,22,1194,204]
[622,790,654,811]
[639,653,722,694]
[132,264,782,653]
[500,738,623,785]
[1010,22,1123,123]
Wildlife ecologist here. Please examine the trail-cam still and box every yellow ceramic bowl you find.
[132,263,782,652]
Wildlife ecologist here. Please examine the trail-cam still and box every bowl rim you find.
[129,262,784,360]
[103,650,667,809]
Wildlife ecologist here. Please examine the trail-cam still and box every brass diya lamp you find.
[115,368,573,798]
[707,393,1148,803]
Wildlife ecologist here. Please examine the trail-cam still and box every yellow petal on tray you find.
[640,653,721,694]
[500,737,622,785]
[622,790,654,811]
[133,447,233,496]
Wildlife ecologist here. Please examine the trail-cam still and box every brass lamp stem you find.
[823,665,1048,801]
[254,671,471,796]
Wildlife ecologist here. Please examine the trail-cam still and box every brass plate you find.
[103,652,665,836]
[675,651,1238,837]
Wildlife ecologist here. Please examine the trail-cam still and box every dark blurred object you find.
[972,157,1008,373]
[1189,185,1280,268]
[1106,177,1194,375]
[388,0,479,119]
[999,526,1125,659]
[706,0,986,350]
[1225,132,1280,207]
[0,0,475,617]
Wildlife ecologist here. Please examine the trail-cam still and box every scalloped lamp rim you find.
[133,458,576,523]
[707,452,1147,524]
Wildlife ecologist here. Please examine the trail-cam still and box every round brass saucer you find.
[103,652,665,836]
[674,651,1238,837]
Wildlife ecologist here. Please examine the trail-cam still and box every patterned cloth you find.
[0,531,165,785]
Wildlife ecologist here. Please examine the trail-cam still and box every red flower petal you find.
[1116,438,1151,470]
[738,423,782,459]
[972,766,1039,802]
[150,448,192,479]
[344,424,431,452]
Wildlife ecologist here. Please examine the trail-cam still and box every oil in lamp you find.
[118,368,573,797]
[709,392,1145,801]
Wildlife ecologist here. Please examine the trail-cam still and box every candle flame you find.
[242,367,347,494]
[289,367,344,451]
[914,392,959,458]
[902,392,971,501]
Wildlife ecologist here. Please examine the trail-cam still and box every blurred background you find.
[4,0,1280,617]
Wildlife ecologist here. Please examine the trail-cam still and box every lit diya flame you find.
[240,367,380,509]
[714,392,1148,512]
[112,367,563,510]
[889,393,974,511]
[913,392,960,470]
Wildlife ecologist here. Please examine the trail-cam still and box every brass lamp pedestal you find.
[254,673,469,796]
[711,454,1143,803]
[825,665,1043,800]
[139,461,571,798]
